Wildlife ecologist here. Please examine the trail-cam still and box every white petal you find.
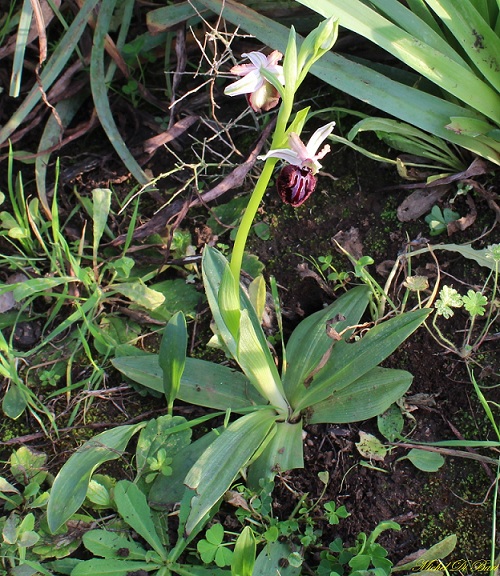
[224,70,263,96]
[242,51,268,68]
[258,148,302,165]
[305,122,336,157]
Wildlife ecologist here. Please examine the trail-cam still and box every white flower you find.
[224,50,285,112]
[258,121,336,174]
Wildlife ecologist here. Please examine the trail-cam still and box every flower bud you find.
[314,17,339,53]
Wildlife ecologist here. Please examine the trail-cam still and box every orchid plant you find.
[106,19,431,538]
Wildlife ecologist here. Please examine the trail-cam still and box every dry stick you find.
[110,118,276,246]
[391,441,499,467]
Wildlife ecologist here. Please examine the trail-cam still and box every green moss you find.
[418,460,491,558]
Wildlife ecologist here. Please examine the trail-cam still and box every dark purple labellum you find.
[276,165,317,207]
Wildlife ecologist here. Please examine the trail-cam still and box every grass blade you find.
[9,0,32,97]
[0,0,101,145]
[90,0,150,185]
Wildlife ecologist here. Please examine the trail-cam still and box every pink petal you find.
[229,63,256,77]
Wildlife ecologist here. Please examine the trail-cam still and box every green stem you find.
[229,96,295,281]
[229,158,277,279]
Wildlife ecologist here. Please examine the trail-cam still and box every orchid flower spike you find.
[224,50,285,113]
[258,122,336,207]
[259,121,336,174]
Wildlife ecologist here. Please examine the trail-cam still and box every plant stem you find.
[229,96,294,282]
[229,157,277,280]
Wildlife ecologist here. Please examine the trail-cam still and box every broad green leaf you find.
[308,367,413,424]
[82,530,147,560]
[135,414,191,476]
[10,446,47,484]
[149,429,221,508]
[404,448,445,472]
[47,423,145,533]
[355,431,387,461]
[111,282,165,310]
[71,559,157,576]
[113,480,167,560]
[237,310,288,412]
[12,277,77,300]
[294,309,430,412]
[92,189,112,262]
[247,420,304,489]
[377,403,404,442]
[147,278,202,320]
[392,534,456,572]
[254,541,301,576]
[283,285,370,405]
[112,355,264,411]
[184,409,277,534]
[2,384,27,419]
[159,311,187,412]
[232,527,256,576]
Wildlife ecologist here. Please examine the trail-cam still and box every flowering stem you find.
[229,97,294,281]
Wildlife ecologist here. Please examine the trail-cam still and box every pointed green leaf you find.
[47,423,145,533]
[92,189,112,262]
[82,530,147,560]
[232,527,256,576]
[237,310,288,412]
[247,420,304,488]
[111,282,165,310]
[283,286,370,405]
[113,480,167,559]
[184,409,277,534]
[159,311,187,412]
[71,559,157,576]
[392,534,456,572]
[308,367,413,424]
[112,355,264,411]
[294,309,430,412]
